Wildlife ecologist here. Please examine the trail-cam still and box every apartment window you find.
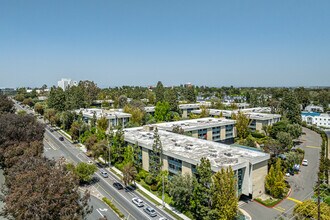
[168,156,182,175]
[198,128,207,139]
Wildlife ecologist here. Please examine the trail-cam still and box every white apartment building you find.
[57,78,78,91]
[301,112,330,128]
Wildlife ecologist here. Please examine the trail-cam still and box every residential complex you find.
[124,126,270,198]
[304,104,324,113]
[301,112,330,128]
[191,108,281,132]
[154,117,237,144]
[75,108,131,128]
[179,102,211,118]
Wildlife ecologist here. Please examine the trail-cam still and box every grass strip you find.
[102,197,125,219]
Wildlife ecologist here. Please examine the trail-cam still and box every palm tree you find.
[122,163,137,186]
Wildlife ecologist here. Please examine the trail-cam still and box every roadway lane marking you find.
[96,208,104,217]
[44,139,58,150]
[287,197,302,204]
[273,206,285,212]
[305,146,320,149]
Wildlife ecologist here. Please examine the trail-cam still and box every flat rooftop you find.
[76,108,131,119]
[144,106,155,113]
[191,108,280,120]
[124,127,269,170]
[155,117,236,132]
[179,102,211,109]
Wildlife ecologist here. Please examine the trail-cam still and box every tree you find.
[65,85,85,110]
[236,111,250,139]
[44,108,57,126]
[133,142,142,171]
[84,134,98,151]
[154,101,171,122]
[90,140,108,160]
[124,105,145,126]
[265,159,286,198]
[210,167,238,220]
[293,200,330,220]
[287,124,302,139]
[123,145,134,165]
[34,102,44,115]
[47,87,66,111]
[169,173,194,211]
[70,121,82,142]
[154,81,165,103]
[22,97,34,107]
[191,158,212,219]
[78,80,100,107]
[185,86,196,103]
[97,117,108,131]
[149,128,163,179]
[279,91,301,124]
[60,111,75,131]
[276,132,293,150]
[73,162,97,183]
[122,162,137,186]
[118,95,128,108]
[164,88,178,112]
[172,126,184,134]
[200,105,210,118]
[0,93,14,113]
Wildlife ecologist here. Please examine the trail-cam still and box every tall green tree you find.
[164,88,178,112]
[191,158,212,220]
[97,117,108,131]
[34,102,44,115]
[236,111,250,139]
[265,159,286,198]
[185,86,196,103]
[209,167,238,220]
[72,162,97,183]
[279,91,301,124]
[122,162,137,186]
[154,101,171,122]
[149,127,163,179]
[47,87,66,111]
[154,81,165,103]
[168,173,194,211]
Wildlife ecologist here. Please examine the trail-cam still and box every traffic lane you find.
[88,195,120,220]
[44,131,154,220]
[105,169,173,220]
[47,128,173,220]
[240,201,280,220]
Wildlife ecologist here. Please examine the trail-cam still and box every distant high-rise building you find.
[57,78,78,91]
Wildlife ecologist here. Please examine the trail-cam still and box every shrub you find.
[251,131,265,138]
[141,182,150,191]
[145,174,155,185]
[150,184,158,191]
[136,169,148,181]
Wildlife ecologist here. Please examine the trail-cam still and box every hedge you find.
[254,197,281,207]
[102,197,125,218]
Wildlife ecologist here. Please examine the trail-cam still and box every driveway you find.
[241,127,322,220]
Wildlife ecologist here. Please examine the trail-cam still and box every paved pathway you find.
[241,127,322,220]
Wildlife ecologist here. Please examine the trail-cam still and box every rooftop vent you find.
[210,153,217,158]
[224,152,232,157]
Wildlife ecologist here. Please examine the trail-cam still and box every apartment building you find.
[75,108,131,129]
[57,78,78,91]
[124,126,270,198]
[191,108,281,132]
[179,102,211,118]
[154,117,237,144]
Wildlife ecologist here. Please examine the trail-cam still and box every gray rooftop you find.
[192,108,280,121]
[155,117,236,132]
[124,127,269,171]
[76,108,131,119]
[179,102,211,109]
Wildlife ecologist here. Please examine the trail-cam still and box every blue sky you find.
[1,0,329,88]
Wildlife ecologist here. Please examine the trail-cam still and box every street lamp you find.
[108,137,111,168]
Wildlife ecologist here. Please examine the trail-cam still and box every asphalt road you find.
[44,127,174,220]
[241,127,322,220]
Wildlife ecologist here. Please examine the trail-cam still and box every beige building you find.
[192,108,281,133]
[179,102,211,118]
[124,126,270,198]
[154,117,237,144]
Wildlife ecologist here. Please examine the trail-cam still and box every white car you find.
[302,159,308,166]
[285,172,290,177]
[132,197,144,207]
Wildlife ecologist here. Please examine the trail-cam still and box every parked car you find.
[113,182,124,190]
[59,136,64,141]
[302,159,308,166]
[100,169,108,178]
[285,172,290,177]
[132,197,144,207]
[144,206,157,217]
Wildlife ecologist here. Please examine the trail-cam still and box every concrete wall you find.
[142,148,149,171]
[251,160,268,198]
[207,128,213,141]
[255,121,263,133]
[182,161,192,176]
[182,109,188,118]
[191,130,198,138]
[162,155,169,171]
[220,126,226,140]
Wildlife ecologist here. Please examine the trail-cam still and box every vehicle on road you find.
[113,182,124,190]
[132,197,144,207]
[88,160,94,165]
[100,169,109,178]
[125,184,137,192]
[285,172,290,177]
[302,159,308,166]
[144,206,157,217]
[59,136,64,141]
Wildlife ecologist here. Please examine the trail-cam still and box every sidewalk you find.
[109,166,191,220]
